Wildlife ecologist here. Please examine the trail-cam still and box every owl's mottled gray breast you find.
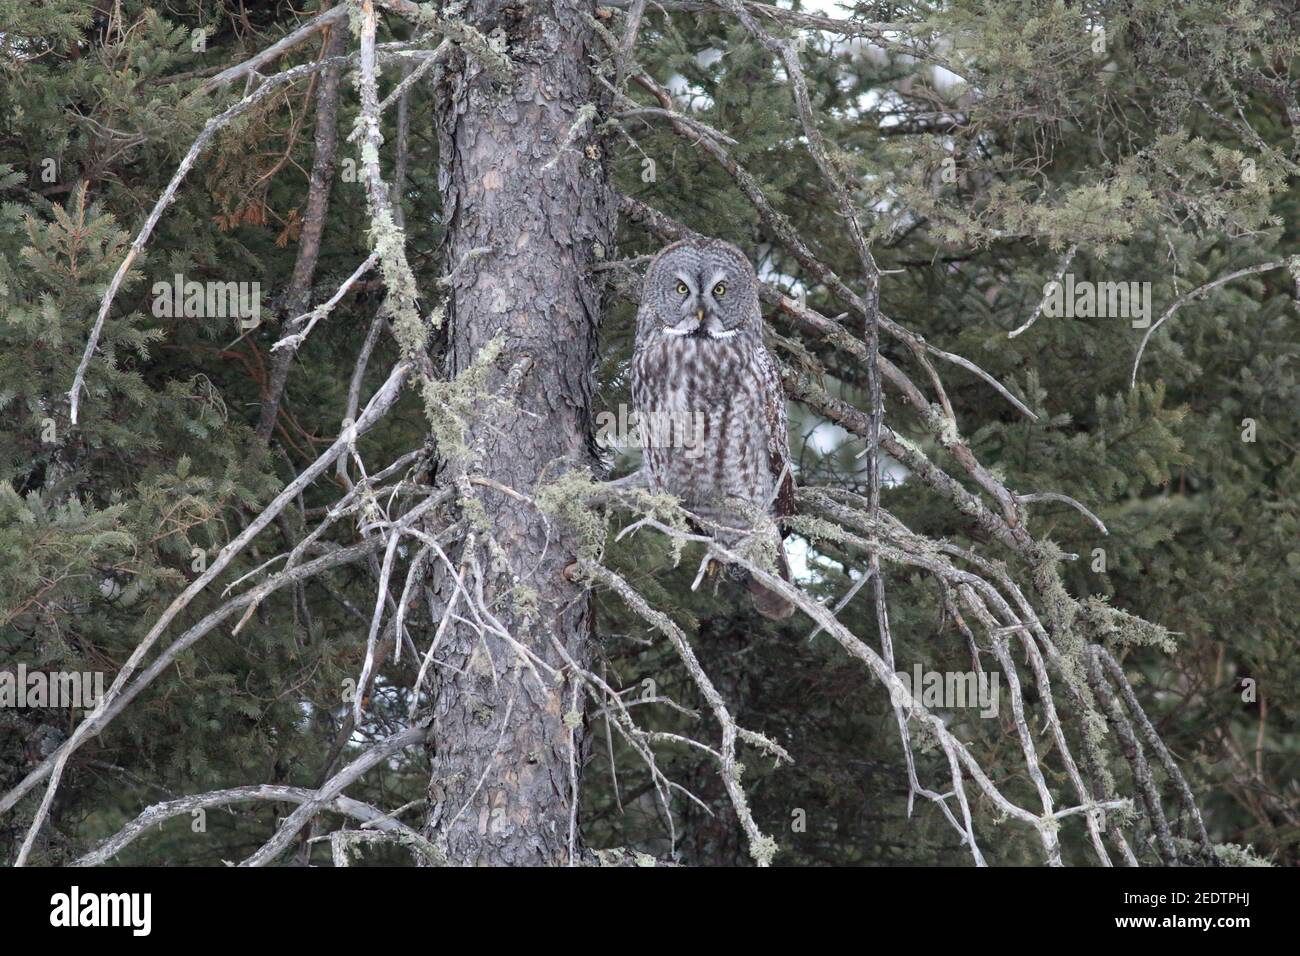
[631,239,793,532]
[631,239,796,620]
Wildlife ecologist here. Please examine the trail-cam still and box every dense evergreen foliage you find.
[1,1,1296,865]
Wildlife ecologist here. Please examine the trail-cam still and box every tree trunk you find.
[422,0,613,865]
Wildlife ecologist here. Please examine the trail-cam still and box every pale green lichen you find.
[785,513,856,547]
[427,302,446,331]
[466,501,491,537]
[749,835,778,867]
[534,469,690,566]
[1196,841,1272,867]
[368,211,425,359]
[534,469,609,563]
[509,584,540,625]
[421,335,506,462]
[911,717,941,754]
[1079,595,1177,654]
[591,847,658,867]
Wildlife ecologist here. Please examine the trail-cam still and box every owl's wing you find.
[756,338,796,521]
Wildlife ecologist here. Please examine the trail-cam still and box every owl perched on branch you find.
[631,239,796,620]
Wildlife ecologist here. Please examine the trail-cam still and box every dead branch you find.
[75,784,441,867]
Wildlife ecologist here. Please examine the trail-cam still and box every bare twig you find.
[1008,243,1078,339]
[1131,259,1292,387]
[256,21,354,443]
[1017,491,1109,536]
[194,5,349,97]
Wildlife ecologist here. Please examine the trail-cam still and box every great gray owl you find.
[631,238,795,620]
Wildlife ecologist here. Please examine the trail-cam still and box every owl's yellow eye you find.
[676,281,689,295]
[713,282,726,297]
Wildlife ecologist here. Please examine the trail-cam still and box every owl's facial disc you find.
[662,268,738,340]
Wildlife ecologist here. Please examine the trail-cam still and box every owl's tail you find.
[747,547,796,621]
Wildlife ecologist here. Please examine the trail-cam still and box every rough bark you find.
[422,0,614,865]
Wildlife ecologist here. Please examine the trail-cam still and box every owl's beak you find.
[695,307,705,324]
